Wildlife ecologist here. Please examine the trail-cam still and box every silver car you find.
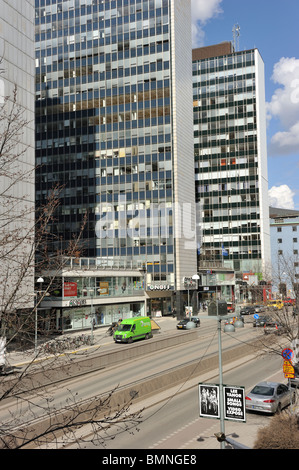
[245,381,295,414]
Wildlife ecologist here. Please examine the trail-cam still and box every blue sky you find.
[191,0,299,210]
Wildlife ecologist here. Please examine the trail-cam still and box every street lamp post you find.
[139,264,147,316]
[35,277,44,355]
[185,274,200,318]
[192,274,200,313]
[218,316,225,449]
[200,304,244,449]
[83,288,95,344]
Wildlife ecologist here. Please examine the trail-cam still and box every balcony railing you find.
[62,257,146,271]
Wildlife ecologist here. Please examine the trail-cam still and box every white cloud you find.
[270,122,299,155]
[268,185,295,209]
[267,57,299,155]
[191,0,223,47]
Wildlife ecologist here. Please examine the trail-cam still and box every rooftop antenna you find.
[232,24,240,52]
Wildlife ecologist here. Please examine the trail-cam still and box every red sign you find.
[64,282,77,297]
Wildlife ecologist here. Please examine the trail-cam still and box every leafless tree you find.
[0,79,143,449]
[253,253,299,374]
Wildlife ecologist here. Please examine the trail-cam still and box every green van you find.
[113,317,152,343]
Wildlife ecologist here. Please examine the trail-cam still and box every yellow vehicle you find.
[267,300,284,310]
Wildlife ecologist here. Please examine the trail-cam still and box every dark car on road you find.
[263,321,286,335]
[254,305,265,313]
[290,363,299,389]
[240,306,255,315]
[252,315,272,327]
[176,317,200,329]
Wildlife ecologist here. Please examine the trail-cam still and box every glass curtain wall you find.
[193,49,265,275]
[35,0,174,285]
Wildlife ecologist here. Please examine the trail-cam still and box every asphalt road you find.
[2,314,294,450]
[78,353,287,450]
[2,318,263,425]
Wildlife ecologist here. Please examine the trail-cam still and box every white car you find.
[254,305,265,313]
[245,381,295,414]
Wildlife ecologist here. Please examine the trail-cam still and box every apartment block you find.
[270,206,299,298]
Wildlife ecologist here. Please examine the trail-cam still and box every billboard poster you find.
[223,386,246,422]
[199,383,246,422]
[198,384,220,419]
[63,281,77,297]
[99,281,109,296]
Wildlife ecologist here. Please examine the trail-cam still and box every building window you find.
[293,226,297,231]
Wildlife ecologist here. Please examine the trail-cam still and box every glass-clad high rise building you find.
[0,0,35,314]
[192,43,271,289]
[35,0,196,325]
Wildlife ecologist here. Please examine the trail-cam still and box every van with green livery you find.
[113,317,152,343]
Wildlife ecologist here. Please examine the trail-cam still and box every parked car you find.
[190,316,201,326]
[245,381,295,414]
[267,300,284,310]
[283,297,295,306]
[263,321,285,335]
[240,306,255,315]
[252,315,272,327]
[292,307,299,317]
[290,363,299,389]
[254,305,265,313]
[176,317,200,330]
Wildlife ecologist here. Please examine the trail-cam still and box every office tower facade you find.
[35,0,196,329]
[192,42,271,298]
[0,0,35,314]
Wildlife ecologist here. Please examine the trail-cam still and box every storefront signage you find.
[68,299,87,307]
[183,277,197,288]
[64,281,78,297]
[199,286,216,292]
[99,281,109,296]
[148,284,172,291]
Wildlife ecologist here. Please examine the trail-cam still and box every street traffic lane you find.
[149,356,286,449]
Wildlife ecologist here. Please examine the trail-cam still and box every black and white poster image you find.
[199,384,220,418]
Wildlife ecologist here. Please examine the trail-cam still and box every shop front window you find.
[63,276,144,299]
[61,302,144,331]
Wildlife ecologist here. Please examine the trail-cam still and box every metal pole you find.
[35,278,44,355]
[218,314,225,449]
[144,270,147,316]
[90,290,94,344]
[35,295,38,355]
